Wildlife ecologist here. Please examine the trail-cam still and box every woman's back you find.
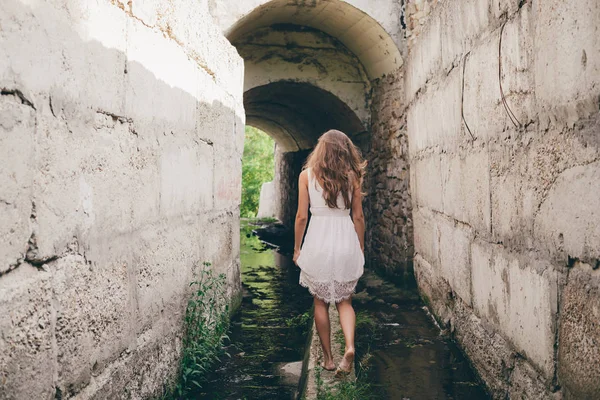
[293,129,366,375]
[306,168,351,213]
[296,167,364,302]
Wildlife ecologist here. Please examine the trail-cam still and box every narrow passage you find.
[201,220,489,399]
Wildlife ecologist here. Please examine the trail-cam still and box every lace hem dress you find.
[296,169,364,303]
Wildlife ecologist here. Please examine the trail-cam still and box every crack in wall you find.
[1,88,36,109]
[109,0,216,79]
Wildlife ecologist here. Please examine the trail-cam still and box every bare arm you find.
[351,182,365,252]
[294,170,310,263]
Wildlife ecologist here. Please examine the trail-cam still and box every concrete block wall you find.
[0,0,244,398]
[406,0,600,398]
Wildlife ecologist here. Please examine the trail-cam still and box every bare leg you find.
[335,298,356,372]
[314,297,335,370]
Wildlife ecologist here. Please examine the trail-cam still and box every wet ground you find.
[197,220,313,399]
[352,273,490,399]
[199,219,489,399]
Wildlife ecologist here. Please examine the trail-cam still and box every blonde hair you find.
[304,129,367,209]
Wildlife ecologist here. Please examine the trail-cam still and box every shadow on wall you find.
[0,1,243,399]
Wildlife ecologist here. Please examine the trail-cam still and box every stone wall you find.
[406,0,600,398]
[365,69,414,286]
[273,146,310,228]
[0,0,244,398]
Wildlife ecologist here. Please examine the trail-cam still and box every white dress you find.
[297,168,365,303]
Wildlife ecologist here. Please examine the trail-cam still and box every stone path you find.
[303,304,356,399]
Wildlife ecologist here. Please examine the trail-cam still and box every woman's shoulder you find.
[299,169,310,183]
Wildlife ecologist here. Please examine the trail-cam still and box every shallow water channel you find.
[197,220,313,399]
[352,274,490,399]
[199,220,489,399]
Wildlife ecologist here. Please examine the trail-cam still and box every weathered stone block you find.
[471,240,558,379]
[558,265,600,399]
[201,211,237,270]
[462,10,535,144]
[534,0,600,119]
[125,22,199,126]
[438,215,472,305]
[213,144,243,211]
[0,0,128,114]
[0,265,55,399]
[74,324,182,400]
[159,143,214,217]
[405,11,442,102]
[51,254,132,395]
[490,168,538,250]
[499,5,535,125]
[32,115,162,260]
[0,95,35,272]
[453,299,515,397]
[257,181,276,218]
[407,68,461,154]
[413,207,439,267]
[509,358,556,400]
[439,0,490,69]
[134,220,202,330]
[414,255,453,326]
[412,156,443,212]
[440,150,491,234]
[534,161,600,266]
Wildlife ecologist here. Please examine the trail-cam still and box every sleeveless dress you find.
[296,168,365,303]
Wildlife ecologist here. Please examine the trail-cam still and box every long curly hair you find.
[304,129,367,209]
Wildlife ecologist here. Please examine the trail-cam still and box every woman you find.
[293,129,366,376]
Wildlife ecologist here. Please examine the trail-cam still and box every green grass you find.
[334,329,345,356]
[314,365,375,400]
[160,263,231,399]
[355,311,376,332]
[311,310,381,399]
[286,311,312,329]
[255,216,278,224]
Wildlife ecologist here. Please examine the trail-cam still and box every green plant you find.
[255,216,278,224]
[314,364,375,400]
[286,311,312,329]
[355,311,376,332]
[334,329,345,356]
[167,262,231,399]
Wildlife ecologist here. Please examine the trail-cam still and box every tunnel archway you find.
[245,81,366,152]
[225,0,403,79]
[244,81,367,226]
[226,0,407,254]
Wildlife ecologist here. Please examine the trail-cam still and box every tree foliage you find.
[241,126,275,218]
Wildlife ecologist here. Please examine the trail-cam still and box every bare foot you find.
[335,348,355,377]
[321,357,336,371]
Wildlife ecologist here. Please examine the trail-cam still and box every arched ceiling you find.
[236,23,371,124]
[245,82,366,152]
[225,0,403,79]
